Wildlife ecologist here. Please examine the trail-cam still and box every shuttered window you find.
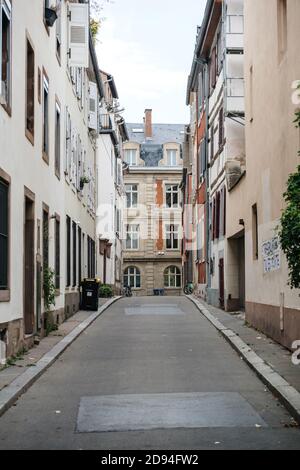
[0,178,9,290]
[66,216,71,287]
[0,0,12,108]
[55,218,60,289]
[219,108,224,148]
[55,100,61,178]
[72,221,77,287]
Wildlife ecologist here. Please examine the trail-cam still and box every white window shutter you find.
[88,81,98,131]
[68,3,89,68]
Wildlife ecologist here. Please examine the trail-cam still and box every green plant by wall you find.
[99,284,113,298]
[278,88,300,289]
[43,267,56,311]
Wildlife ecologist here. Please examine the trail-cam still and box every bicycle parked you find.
[184,282,194,295]
[122,285,133,297]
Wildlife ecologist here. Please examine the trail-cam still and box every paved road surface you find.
[0,297,299,450]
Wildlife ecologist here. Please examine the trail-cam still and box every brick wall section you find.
[156,179,164,251]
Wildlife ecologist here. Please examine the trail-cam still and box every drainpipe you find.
[204,61,211,299]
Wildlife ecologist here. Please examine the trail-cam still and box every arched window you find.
[124,267,141,289]
[164,266,181,288]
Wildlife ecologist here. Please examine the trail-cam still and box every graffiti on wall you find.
[262,237,281,274]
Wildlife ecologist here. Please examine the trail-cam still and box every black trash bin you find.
[80,279,100,311]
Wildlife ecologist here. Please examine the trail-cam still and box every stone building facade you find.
[123,110,184,296]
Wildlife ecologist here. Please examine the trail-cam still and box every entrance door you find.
[24,196,35,335]
[36,220,42,331]
[219,258,225,309]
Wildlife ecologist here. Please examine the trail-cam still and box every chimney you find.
[144,109,153,139]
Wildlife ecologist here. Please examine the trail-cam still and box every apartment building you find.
[96,70,128,293]
[123,110,184,296]
[242,0,300,349]
[0,0,102,357]
[185,0,245,309]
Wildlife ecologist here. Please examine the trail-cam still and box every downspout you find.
[205,61,211,297]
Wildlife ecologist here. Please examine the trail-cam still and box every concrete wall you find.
[243,0,300,348]
[0,0,98,355]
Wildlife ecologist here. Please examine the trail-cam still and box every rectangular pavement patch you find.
[125,305,184,316]
[76,392,267,433]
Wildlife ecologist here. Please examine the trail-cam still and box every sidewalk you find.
[0,298,115,393]
[188,295,300,424]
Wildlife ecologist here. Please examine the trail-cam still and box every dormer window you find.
[125,149,137,166]
[167,149,177,166]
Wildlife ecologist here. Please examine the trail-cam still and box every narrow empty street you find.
[0,297,299,450]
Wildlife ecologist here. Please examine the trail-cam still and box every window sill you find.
[0,290,10,302]
[25,129,34,146]
[1,102,11,117]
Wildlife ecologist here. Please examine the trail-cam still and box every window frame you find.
[165,184,179,208]
[55,97,61,179]
[125,184,138,208]
[25,34,35,145]
[0,169,10,301]
[125,149,137,166]
[166,224,179,251]
[0,0,12,114]
[167,149,177,167]
[126,224,139,250]
[42,69,49,164]
[124,266,141,289]
[164,266,181,289]
[55,215,60,291]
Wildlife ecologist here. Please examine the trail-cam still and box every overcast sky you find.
[95,0,206,125]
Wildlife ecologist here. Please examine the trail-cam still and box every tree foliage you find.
[278,91,300,289]
[90,0,113,43]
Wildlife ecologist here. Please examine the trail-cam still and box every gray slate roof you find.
[126,123,185,146]
[126,123,185,167]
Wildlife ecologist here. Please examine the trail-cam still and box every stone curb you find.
[187,295,300,425]
[0,297,122,418]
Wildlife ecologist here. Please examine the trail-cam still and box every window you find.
[166,224,179,250]
[42,72,49,160]
[0,178,9,291]
[25,38,35,141]
[72,221,77,286]
[218,108,224,148]
[277,0,287,62]
[210,126,214,161]
[66,216,71,287]
[166,184,179,208]
[78,226,82,284]
[210,47,217,90]
[55,100,61,178]
[126,184,138,208]
[167,150,177,166]
[164,266,181,288]
[125,149,137,166]
[55,217,60,289]
[43,208,49,271]
[217,32,222,74]
[126,224,139,250]
[252,204,258,260]
[87,236,95,278]
[0,0,11,109]
[124,267,141,289]
[56,0,62,59]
